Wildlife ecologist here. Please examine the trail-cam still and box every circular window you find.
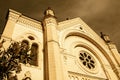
[79,52,95,70]
[28,36,35,40]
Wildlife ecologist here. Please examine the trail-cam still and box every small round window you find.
[79,52,95,69]
[28,36,35,40]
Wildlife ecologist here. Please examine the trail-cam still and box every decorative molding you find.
[43,17,57,28]
[68,71,106,80]
[17,16,42,30]
[8,9,42,30]
[108,43,116,49]
[9,9,21,22]
[58,18,81,30]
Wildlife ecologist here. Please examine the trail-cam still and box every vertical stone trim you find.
[101,32,120,79]
[2,20,15,38]
[2,9,21,39]
[43,8,64,80]
[107,43,120,65]
[107,43,120,79]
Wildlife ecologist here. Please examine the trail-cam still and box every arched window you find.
[21,40,29,50]
[30,43,38,66]
[20,40,29,64]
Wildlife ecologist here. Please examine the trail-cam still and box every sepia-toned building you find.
[0,8,120,80]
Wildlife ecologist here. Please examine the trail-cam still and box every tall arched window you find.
[21,40,29,64]
[30,43,38,66]
[21,40,29,50]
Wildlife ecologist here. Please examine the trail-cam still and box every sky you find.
[0,0,120,51]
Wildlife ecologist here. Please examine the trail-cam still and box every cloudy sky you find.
[0,0,120,51]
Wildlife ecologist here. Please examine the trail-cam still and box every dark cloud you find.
[0,0,120,51]
[84,0,120,50]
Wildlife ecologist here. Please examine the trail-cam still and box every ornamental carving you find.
[79,52,95,69]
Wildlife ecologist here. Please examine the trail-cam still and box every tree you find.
[0,40,32,80]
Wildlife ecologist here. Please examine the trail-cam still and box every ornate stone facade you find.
[0,8,120,80]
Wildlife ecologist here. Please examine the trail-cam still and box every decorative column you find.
[42,8,64,80]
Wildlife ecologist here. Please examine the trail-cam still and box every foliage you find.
[0,41,32,80]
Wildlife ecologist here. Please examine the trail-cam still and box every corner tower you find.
[42,8,64,80]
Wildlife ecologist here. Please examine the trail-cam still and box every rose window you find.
[79,52,95,69]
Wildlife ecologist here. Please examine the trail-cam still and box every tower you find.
[43,7,64,80]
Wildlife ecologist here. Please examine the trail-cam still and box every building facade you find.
[0,8,120,80]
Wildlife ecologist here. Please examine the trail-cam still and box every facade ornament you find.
[44,7,57,20]
[44,7,55,16]
[100,32,111,43]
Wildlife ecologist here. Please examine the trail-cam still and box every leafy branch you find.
[0,40,32,80]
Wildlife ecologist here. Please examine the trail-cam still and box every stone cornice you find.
[8,9,42,30]
[8,9,21,22]
[17,15,42,30]
[57,18,82,30]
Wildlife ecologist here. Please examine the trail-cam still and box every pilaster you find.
[101,32,120,79]
[2,9,21,38]
[43,8,64,80]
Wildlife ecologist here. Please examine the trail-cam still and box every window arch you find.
[30,43,38,66]
[21,40,29,50]
[20,40,29,64]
